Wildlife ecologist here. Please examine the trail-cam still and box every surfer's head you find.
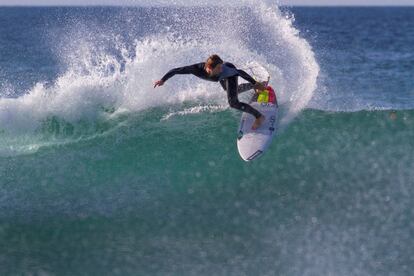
[205,54,223,76]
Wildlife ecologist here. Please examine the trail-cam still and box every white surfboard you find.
[236,62,279,161]
[237,89,278,161]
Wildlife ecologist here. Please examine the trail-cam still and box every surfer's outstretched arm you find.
[161,64,200,82]
[154,63,200,88]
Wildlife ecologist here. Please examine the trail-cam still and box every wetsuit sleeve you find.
[161,64,201,82]
[237,69,257,85]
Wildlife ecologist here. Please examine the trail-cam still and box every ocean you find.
[0,3,413,275]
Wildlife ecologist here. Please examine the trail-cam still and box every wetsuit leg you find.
[226,77,262,119]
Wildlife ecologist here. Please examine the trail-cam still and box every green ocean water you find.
[1,109,413,275]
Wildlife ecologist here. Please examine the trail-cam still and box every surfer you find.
[154,54,267,130]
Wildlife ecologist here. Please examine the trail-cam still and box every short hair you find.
[206,54,223,69]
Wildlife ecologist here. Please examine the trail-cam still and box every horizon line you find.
[0,4,414,7]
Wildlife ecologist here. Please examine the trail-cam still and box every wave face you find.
[0,2,319,156]
[1,5,414,276]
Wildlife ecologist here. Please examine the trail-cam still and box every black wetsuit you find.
[161,62,262,119]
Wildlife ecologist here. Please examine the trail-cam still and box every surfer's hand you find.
[154,80,164,88]
[254,82,267,92]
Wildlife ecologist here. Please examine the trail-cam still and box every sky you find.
[281,0,414,5]
[0,0,413,5]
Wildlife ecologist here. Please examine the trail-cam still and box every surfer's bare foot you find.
[252,115,265,130]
